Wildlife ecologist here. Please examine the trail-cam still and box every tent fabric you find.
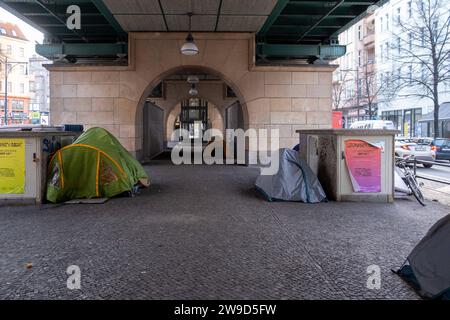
[255,148,327,203]
[46,127,149,203]
[397,214,450,299]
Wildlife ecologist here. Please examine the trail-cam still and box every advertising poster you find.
[344,139,381,193]
[0,139,25,194]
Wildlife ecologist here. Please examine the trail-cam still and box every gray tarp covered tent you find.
[255,148,326,203]
[396,214,450,299]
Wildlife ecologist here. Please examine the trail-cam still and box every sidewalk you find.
[419,178,450,207]
[0,162,447,299]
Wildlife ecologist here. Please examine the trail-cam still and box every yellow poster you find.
[0,138,25,194]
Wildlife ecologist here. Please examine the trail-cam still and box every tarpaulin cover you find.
[255,148,326,203]
[46,127,149,203]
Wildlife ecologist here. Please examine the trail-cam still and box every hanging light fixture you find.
[180,13,199,56]
[189,83,198,96]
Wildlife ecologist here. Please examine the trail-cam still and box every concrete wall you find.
[47,33,335,159]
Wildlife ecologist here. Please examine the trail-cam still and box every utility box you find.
[0,130,79,205]
[296,129,398,203]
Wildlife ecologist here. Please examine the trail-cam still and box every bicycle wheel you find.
[405,175,426,206]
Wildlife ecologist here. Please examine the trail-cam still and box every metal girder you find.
[258,0,290,35]
[296,0,345,43]
[35,43,127,58]
[91,0,126,36]
[256,43,346,60]
[259,0,381,46]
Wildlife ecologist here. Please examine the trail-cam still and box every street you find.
[416,161,450,182]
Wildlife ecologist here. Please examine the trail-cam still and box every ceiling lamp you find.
[180,13,199,56]
[189,84,198,96]
[187,75,199,84]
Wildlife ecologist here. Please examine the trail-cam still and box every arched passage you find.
[137,66,249,162]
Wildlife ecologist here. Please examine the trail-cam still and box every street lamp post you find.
[4,56,8,126]
[1,53,28,126]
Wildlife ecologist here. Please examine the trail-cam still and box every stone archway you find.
[48,32,334,161]
[135,65,249,161]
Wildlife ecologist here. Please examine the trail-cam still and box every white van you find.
[349,120,395,130]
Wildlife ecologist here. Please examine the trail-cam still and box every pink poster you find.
[344,140,381,193]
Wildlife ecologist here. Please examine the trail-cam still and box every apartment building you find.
[0,21,32,125]
[28,54,50,125]
[375,0,450,137]
[333,12,377,127]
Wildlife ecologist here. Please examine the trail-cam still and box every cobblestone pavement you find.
[0,161,447,299]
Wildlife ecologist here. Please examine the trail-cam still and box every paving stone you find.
[0,161,446,299]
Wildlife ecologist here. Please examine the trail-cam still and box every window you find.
[6,45,12,55]
[19,83,24,94]
[379,44,384,61]
[11,30,17,37]
[397,36,401,54]
[385,42,390,60]
[396,8,401,24]
[408,33,413,50]
[11,100,24,111]
[420,28,425,46]
[385,14,389,30]
[358,25,362,40]
[357,79,362,98]
[19,47,24,57]
[19,65,25,75]
[408,65,413,82]
[380,17,384,32]
[397,67,402,85]
[358,50,362,66]
[7,82,12,92]
[408,1,412,18]
[29,81,35,92]
[421,63,426,80]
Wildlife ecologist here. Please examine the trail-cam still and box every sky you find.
[0,7,44,45]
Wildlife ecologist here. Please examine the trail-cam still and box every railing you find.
[413,159,450,185]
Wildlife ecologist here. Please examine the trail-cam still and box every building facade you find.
[375,0,450,137]
[333,0,450,135]
[0,21,32,125]
[28,54,50,125]
[333,12,377,127]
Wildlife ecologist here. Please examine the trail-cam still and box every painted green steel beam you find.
[296,0,345,43]
[35,43,127,58]
[257,43,346,59]
[287,1,376,7]
[258,0,290,35]
[91,0,126,36]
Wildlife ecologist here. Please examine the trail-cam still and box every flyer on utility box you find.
[0,138,25,194]
[344,139,382,193]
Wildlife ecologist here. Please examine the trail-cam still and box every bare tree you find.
[392,0,450,138]
[332,69,351,110]
[355,60,396,120]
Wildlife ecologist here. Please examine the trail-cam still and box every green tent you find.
[46,127,149,203]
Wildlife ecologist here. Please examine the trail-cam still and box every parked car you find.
[350,120,396,130]
[395,138,435,168]
[416,138,450,161]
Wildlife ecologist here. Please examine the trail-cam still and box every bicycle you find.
[395,156,426,206]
